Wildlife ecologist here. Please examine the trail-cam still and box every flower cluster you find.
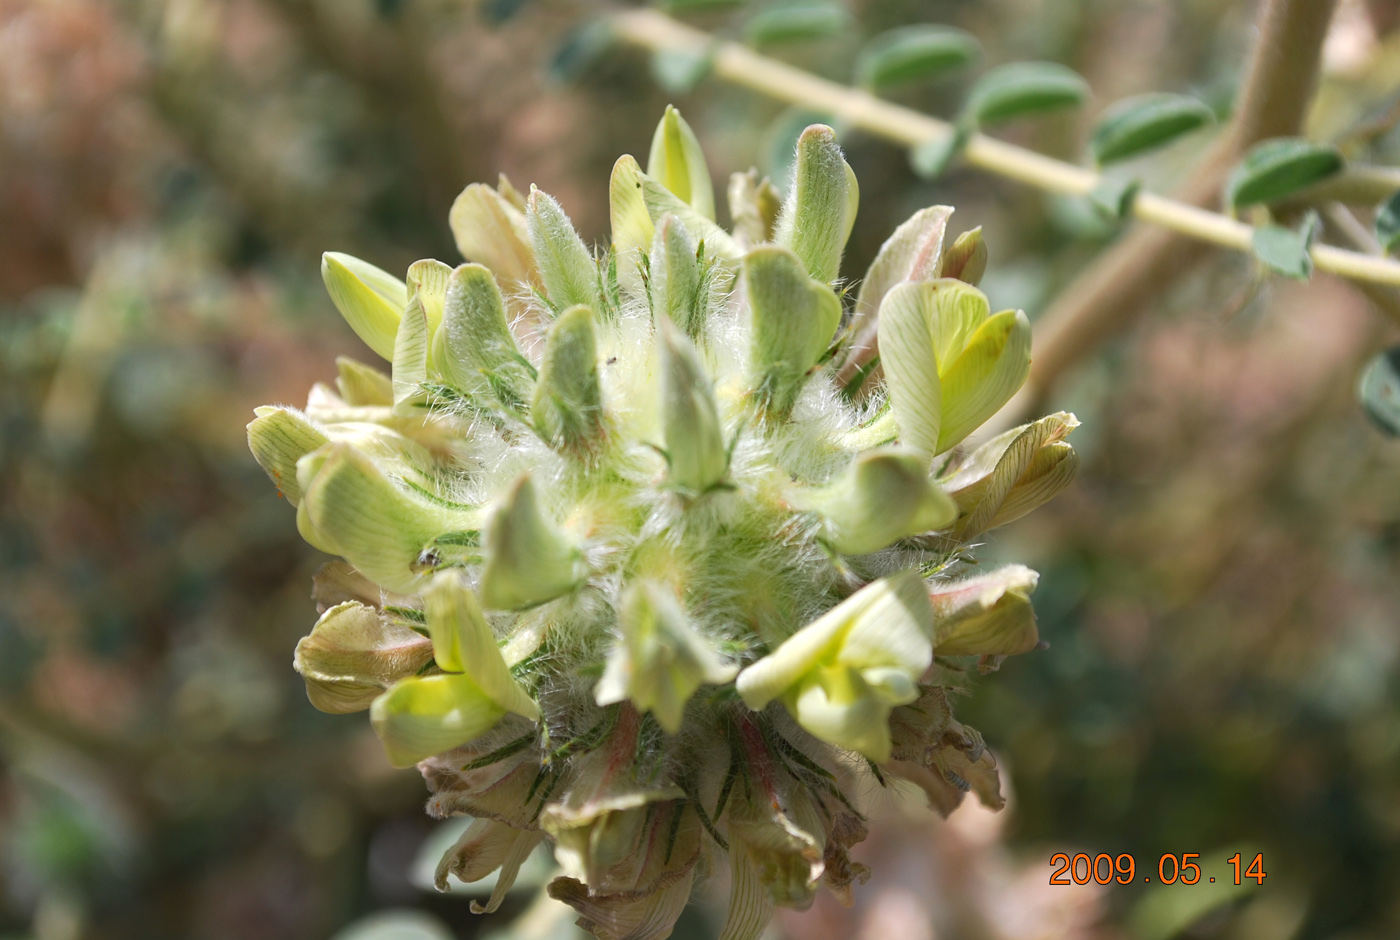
[249,107,1078,939]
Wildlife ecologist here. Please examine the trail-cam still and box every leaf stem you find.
[609,8,1400,289]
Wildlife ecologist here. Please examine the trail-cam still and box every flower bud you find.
[247,406,329,505]
[432,263,532,411]
[391,294,431,416]
[640,170,743,262]
[656,320,729,494]
[648,214,705,338]
[298,443,481,594]
[479,474,585,610]
[293,601,434,713]
[878,278,1031,460]
[424,572,539,721]
[406,258,451,333]
[646,105,716,221]
[321,251,407,360]
[736,570,934,761]
[856,205,953,319]
[774,125,859,284]
[940,411,1079,538]
[335,356,393,406]
[595,581,736,732]
[795,447,958,555]
[531,304,604,453]
[527,187,600,314]
[728,168,781,248]
[609,155,655,297]
[744,245,842,416]
[449,182,536,287]
[930,564,1039,656]
[940,226,987,285]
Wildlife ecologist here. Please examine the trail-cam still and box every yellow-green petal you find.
[247,406,328,505]
[322,251,407,360]
[293,601,434,714]
[370,673,507,768]
[424,572,539,721]
[479,475,584,610]
[646,104,715,221]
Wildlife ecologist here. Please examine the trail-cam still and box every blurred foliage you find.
[2,1,1400,940]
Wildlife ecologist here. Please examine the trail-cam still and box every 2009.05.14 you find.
[1049,852,1267,885]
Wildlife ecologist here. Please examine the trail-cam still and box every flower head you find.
[251,107,1078,940]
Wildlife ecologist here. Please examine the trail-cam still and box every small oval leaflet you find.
[855,25,981,90]
[1225,137,1343,208]
[743,1,850,46]
[964,61,1090,127]
[1251,211,1318,281]
[1375,190,1400,254]
[1358,346,1400,437]
[1089,93,1215,165]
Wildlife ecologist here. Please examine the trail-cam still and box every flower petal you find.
[647,105,716,221]
[424,572,540,721]
[321,252,407,361]
[293,601,434,713]
[449,182,536,287]
[370,673,508,768]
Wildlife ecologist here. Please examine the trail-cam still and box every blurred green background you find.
[2,1,1399,939]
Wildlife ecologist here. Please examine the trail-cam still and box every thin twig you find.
[609,7,1399,289]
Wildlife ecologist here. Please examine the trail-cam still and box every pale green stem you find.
[610,9,1400,289]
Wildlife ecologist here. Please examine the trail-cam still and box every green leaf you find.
[1129,847,1257,940]
[549,19,614,84]
[1226,137,1344,208]
[1088,176,1140,219]
[774,123,859,284]
[909,125,970,180]
[1089,93,1215,165]
[965,62,1090,126]
[651,46,713,96]
[743,1,850,46]
[1375,190,1400,253]
[1252,211,1319,280]
[1358,345,1400,436]
[855,25,980,90]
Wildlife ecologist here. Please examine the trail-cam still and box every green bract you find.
[250,107,1079,940]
